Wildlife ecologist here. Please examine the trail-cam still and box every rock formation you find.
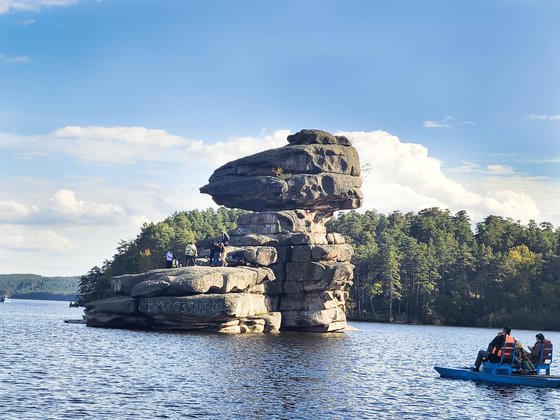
[86,266,281,333]
[85,129,362,333]
[227,210,355,332]
[199,129,362,212]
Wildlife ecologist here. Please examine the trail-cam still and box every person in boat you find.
[529,333,552,364]
[472,326,515,372]
[515,341,536,373]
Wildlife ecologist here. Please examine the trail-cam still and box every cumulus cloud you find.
[0,225,73,253]
[1,126,554,227]
[0,200,39,222]
[50,189,125,219]
[1,126,558,275]
[0,188,134,226]
[339,130,543,224]
[194,130,289,166]
[0,0,78,14]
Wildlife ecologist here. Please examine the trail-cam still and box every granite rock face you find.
[199,129,362,212]
[86,129,361,333]
[86,267,280,333]
[228,210,354,332]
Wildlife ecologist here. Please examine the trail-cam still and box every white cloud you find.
[197,130,289,167]
[486,165,514,175]
[0,187,138,226]
[0,54,31,64]
[50,126,191,164]
[339,130,545,224]
[422,116,477,129]
[0,126,558,276]
[422,116,454,128]
[50,189,125,219]
[0,0,78,14]
[0,200,38,221]
[0,126,287,166]
[527,114,560,121]
[423,120,446,128]
[17,17,35,24]
[0,225,73,253]
[449,162,514,175]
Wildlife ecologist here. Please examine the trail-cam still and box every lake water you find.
[1,299,559,419]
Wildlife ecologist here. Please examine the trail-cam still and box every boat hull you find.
[434,366,560,388]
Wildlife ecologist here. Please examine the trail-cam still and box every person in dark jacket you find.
[529,333,553,364]
[210,240,221,267]
[472,326,515,372]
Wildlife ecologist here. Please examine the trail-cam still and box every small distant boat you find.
[64,319,87,324]
[434,366,560,388]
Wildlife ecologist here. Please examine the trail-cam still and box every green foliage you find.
[78,207,247,303]
[0,274,79,300]
[77,266,110,303]
[328,210,560,330]
[76,204,560,331]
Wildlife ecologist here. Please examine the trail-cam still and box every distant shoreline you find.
[5,294,76,302]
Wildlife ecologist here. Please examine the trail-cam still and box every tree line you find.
[78,208,246,302]
[328,208,560,330]
[78,207,560,331]
[0,274,79,300]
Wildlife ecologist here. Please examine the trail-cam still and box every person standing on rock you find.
[184,242,197,267]
[165,249,174,268]
[219,232,229,266]
[210,240,221,267]
[221,231,230,246]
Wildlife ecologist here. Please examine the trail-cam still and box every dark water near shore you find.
[1,300,559,419]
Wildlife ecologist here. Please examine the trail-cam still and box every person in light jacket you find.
[184,242,197,267]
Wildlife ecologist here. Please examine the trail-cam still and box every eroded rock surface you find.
[86,129,361,333]
[200,129,362,212]
[87,267,280,332]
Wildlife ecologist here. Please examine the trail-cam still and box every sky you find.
[0,0,559,276]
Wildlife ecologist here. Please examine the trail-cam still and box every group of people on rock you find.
[473,326,553,373]
[164,231,230,268]
[165,241,198,268]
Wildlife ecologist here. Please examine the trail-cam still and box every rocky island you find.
[85,129,363,333]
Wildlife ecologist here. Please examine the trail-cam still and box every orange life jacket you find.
[492,334,515,358]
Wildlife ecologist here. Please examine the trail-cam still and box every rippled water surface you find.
[1,300,560,419]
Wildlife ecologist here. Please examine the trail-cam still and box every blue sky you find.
[0,0,559,276]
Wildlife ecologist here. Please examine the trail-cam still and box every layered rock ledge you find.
[86,129,362,333]
[200,129,363,212]
[86,266,281,333]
